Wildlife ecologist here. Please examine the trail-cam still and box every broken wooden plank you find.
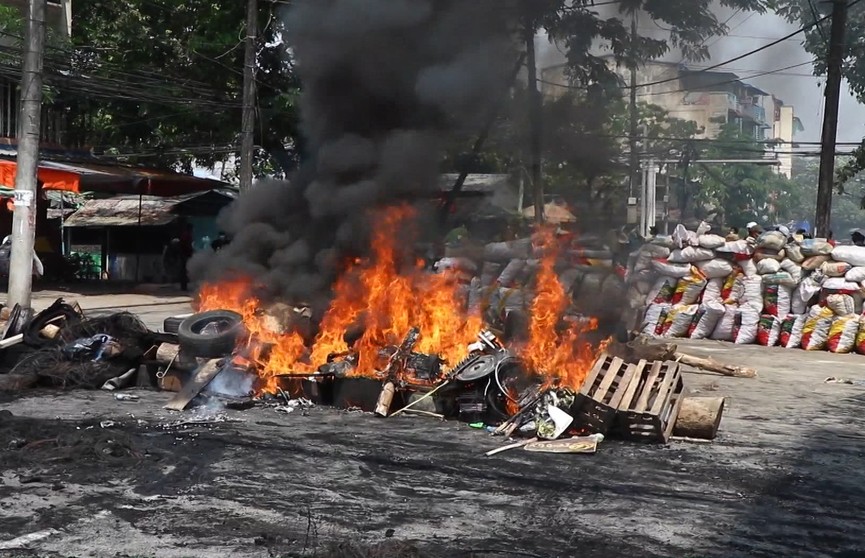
[164,359,223,411]
[675,352,756,378]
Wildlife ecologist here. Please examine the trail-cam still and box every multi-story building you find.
[541,59,803,178]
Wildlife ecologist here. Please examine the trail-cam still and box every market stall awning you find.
[64,190,235,228]
[0,158,228,196]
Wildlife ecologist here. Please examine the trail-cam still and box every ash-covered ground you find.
[2,340,865,557]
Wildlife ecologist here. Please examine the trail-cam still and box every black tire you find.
[163,315,187,334]
[177,310,244,358]
[23,300,81,348]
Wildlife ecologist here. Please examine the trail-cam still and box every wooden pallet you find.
[615,360,685,443]
[572,353,641,435]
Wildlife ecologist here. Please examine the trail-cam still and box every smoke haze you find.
[190,0,518,306]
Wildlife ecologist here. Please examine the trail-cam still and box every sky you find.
[537,7,865,145]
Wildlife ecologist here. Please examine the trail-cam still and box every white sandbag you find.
[497,259,525,286]
[822,277,861,293]
[756,314,782,346]
[633,252,653,273]
[696,258,733,279]
[467,277,482,311]
[756,231,786,251]
[741,276,763,311]
[831,245,865,267]
[688,302,726,340]
[801,306,834,351]
[711,305,738,341]
[779,314,807,349]
[641,302,671,336]
[668,246,715,263]
[785,242,805,263]
[483,239,531,263]
[671,224,698,249]
[703,278,724,304]
[755,259,781,275]
[722,272,745,304]
[827,315,859,354]
[820,260,852,277]
[826,293,856,316]
[779,259,803,283]
[651,260,692,278]
[732,307,760,344]
[801,255,831,271]
[800,238,835,257]
[435,257,478,274]
[640,244,671,258]
[650,235,676,249]
[798,273,823,304]
[664,304,699,338]
[696,221,711,236]
[647,276,677,304]
[845,266,865,284]
[762,284,792,317]
[739,258,758,278]
[697,234,726,250]
[762,272,797,288]
[673,272,707,306]
[480,262,502,287]
[791,289,810,315]
[716,239,753,256]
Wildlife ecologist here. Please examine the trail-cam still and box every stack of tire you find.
[635,224,865,355]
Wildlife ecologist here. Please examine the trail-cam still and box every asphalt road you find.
[2,335,865,557]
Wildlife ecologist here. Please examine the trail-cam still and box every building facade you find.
[541,60,803,178]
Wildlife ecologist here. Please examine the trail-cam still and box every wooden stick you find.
[402,408,445,419]
[671,436,713,444]
[674,352,756,378]
[485,437,538,457]
[390,380,450,417]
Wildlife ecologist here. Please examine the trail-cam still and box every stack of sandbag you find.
[628,224,865,356]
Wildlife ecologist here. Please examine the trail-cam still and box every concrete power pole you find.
[524,20,544,224]
[814,0,848,237]
[7,0,46,312]
[239,0,258,191]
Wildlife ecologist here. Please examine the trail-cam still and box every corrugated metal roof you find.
[64,190,234,228]
[64,196,180,227]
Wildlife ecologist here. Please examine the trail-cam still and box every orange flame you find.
[198,211,604,395]
[518,228,601,390]
[199,206,482,391]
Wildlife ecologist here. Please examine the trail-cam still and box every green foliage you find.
[532,0,770,91]
[57,0,300,174]
[772,0,865,188]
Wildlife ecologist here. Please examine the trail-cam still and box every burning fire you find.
[518,229,602,389]
[198,208,605,394]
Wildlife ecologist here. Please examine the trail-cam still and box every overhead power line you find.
[634,0,864,91]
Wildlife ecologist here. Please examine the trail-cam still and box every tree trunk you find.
[673,396,725,440]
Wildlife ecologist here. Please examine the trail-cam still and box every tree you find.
[0,0,301,176]
[772,0,865,190]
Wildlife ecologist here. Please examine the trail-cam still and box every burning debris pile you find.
[145,210,724,450]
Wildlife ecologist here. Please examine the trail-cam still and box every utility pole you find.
[239,0,258,191]
[525,17,544,224]
[7,0,46,312]
[628,12,640,204]
[815,0,848,237]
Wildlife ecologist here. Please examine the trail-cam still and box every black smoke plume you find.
[190,0,519,307]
